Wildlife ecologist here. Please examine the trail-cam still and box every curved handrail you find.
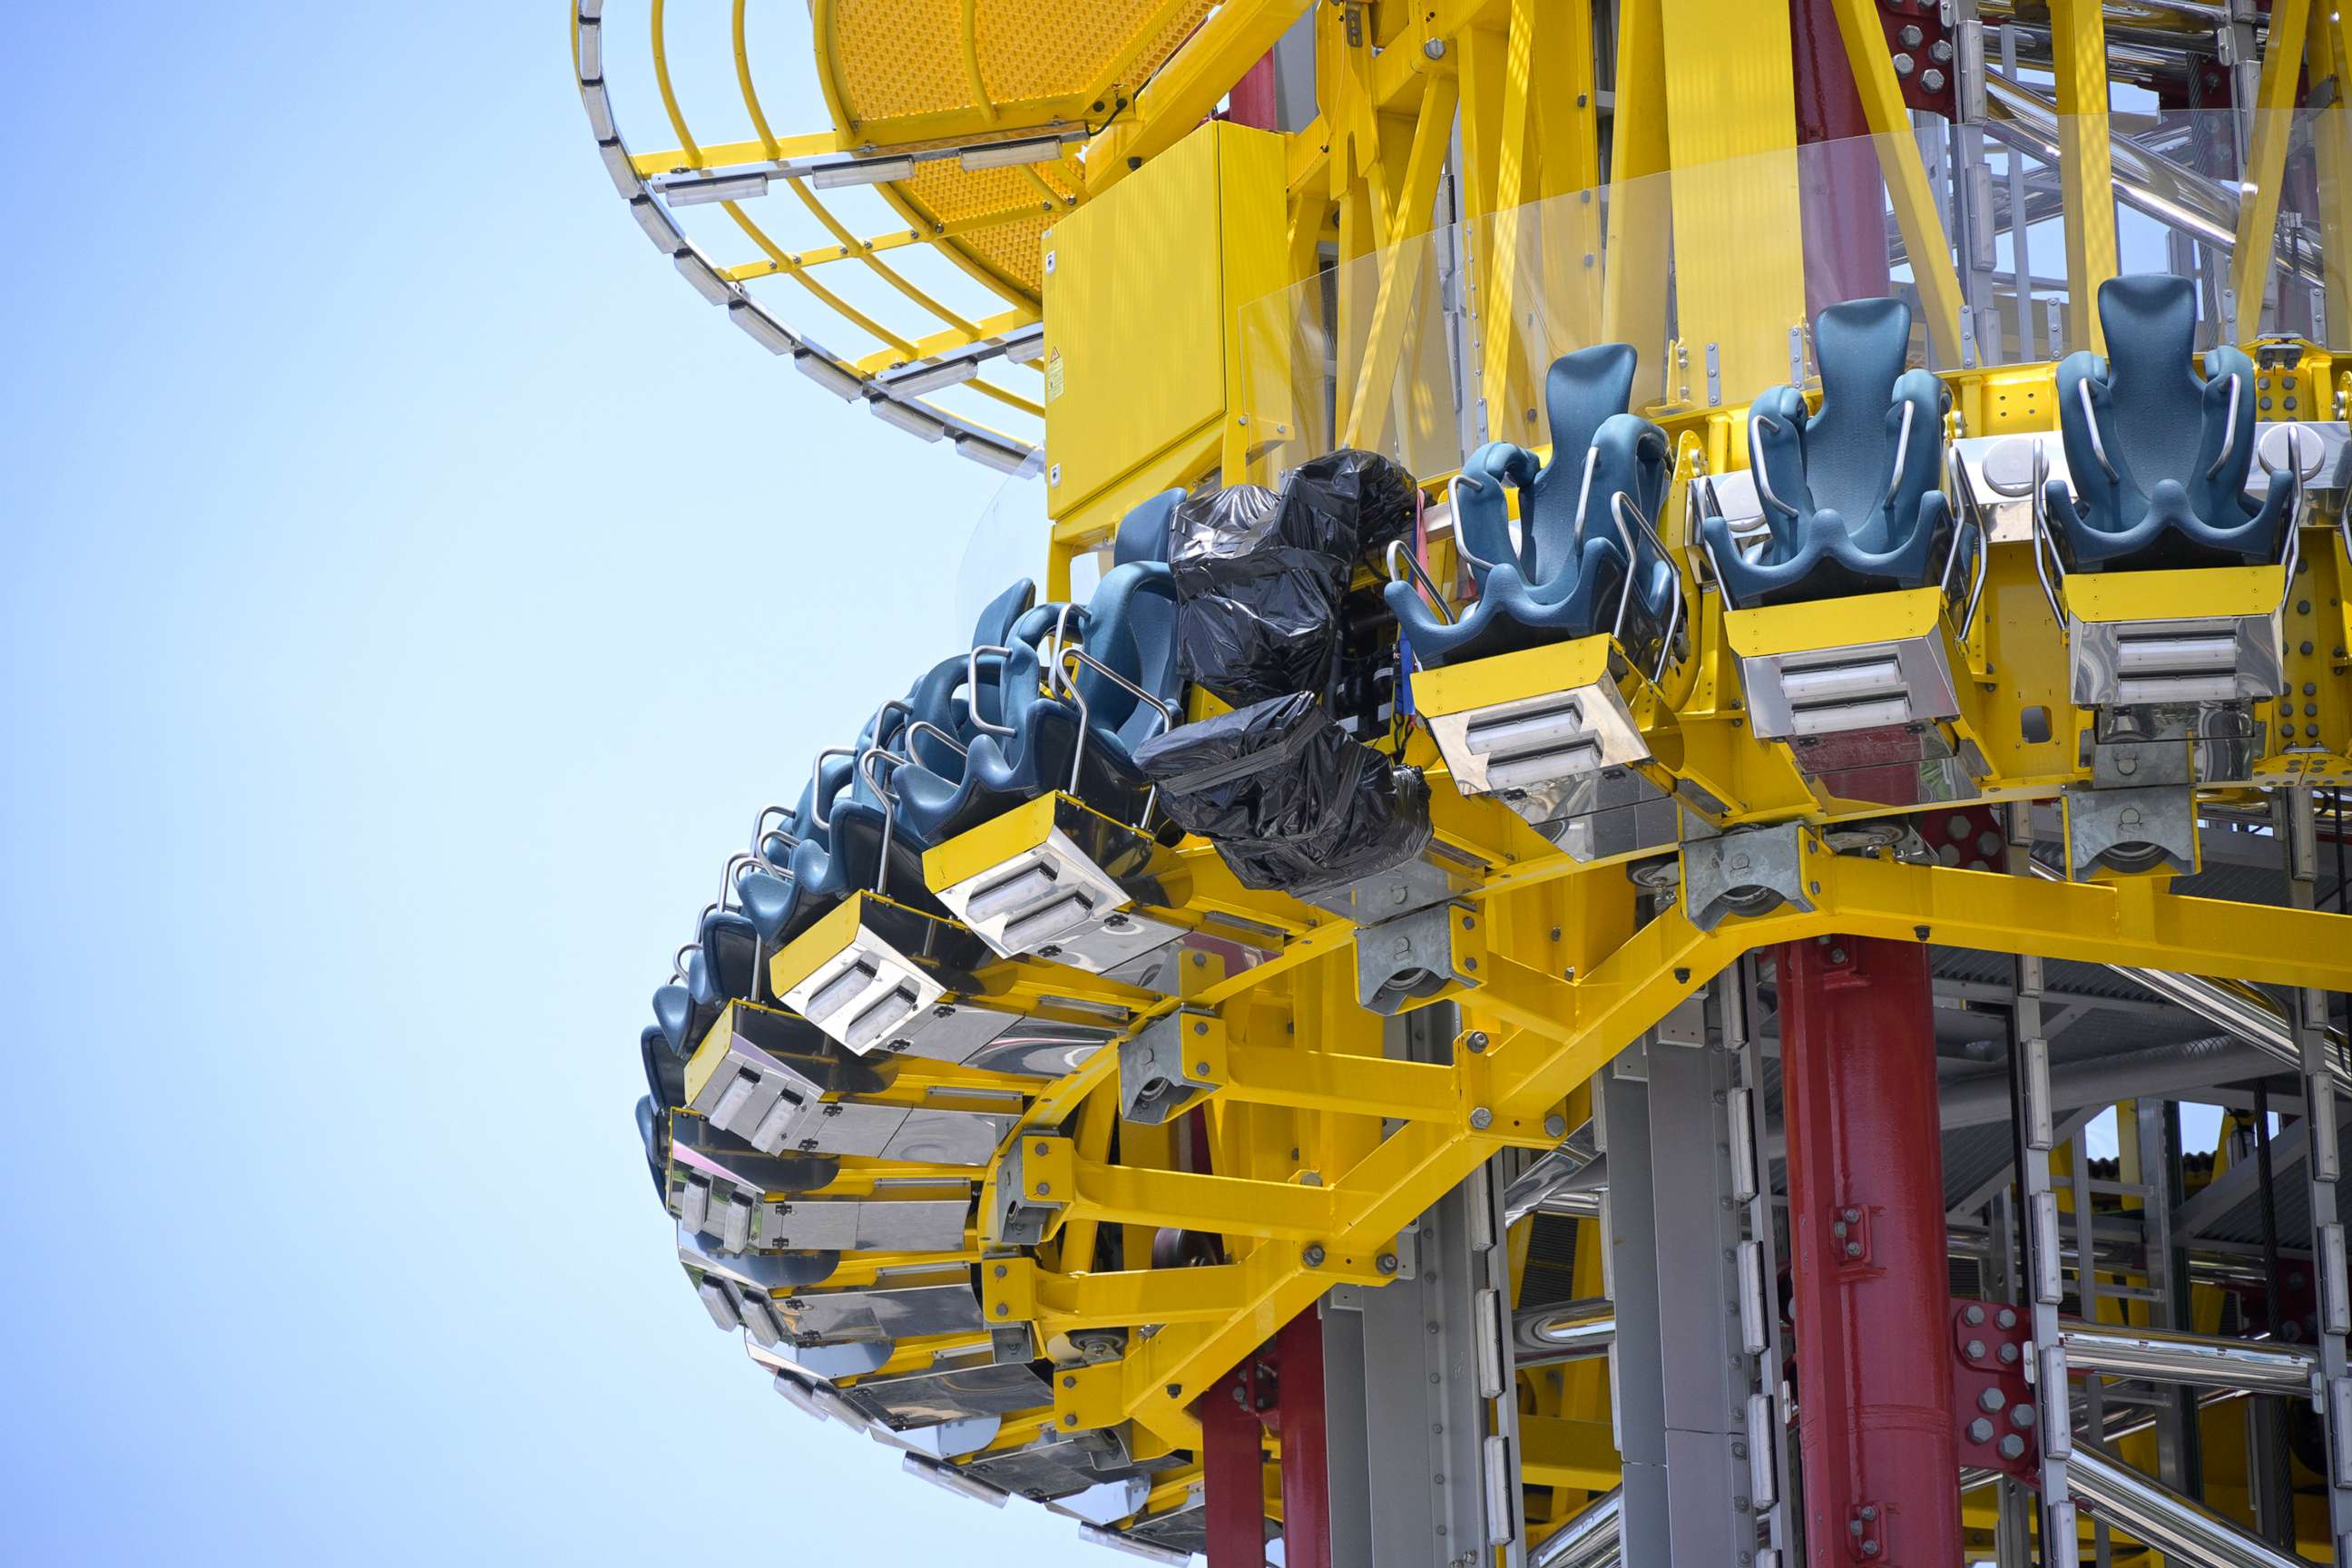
[752,803,801,856]
[1385,539,1456,628]
[1053,644,1179,827]
[965,645,1016,737]
[808,745,858,831]
[858,745,907,899]
[2076,378,2120,483]
[2027,438,2068,625]
[2206,373,2242,481]
[1748,415,1798,521]
[1447,472,1500,573]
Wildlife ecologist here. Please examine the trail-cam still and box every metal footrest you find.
[926,794,1189,980]
[685,1002,1020,1164]
[2065,568,2287,709]
[1410,636,1671,862]
[1728,587,1963,741]
[767,1266,991,1348]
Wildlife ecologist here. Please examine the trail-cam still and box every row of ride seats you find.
[634,488,1192,1180]
[1390,272,2296,665]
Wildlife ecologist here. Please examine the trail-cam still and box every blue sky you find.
[0,8,1087,1562]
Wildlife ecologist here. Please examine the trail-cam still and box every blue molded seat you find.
[1387,344,1675,669]
[634,1094,668,1200]
[2045,273,2290,572]
[1701,298,1952,608]
[1113,488,1183,567]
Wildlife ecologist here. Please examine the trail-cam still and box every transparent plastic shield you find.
[953,457,1051,642]
[1240,108,2341,480]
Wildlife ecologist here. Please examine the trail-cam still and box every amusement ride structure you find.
[583,1,2352,1562]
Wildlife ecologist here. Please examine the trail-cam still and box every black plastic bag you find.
[1278,447,1417,562]
[1134,692,1432,897]
[1169,484,1348,705]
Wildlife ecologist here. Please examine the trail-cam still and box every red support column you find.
[1228,52,1279,131]
[1272,1311,1331,1568]
[1200,1358,1266,1568]
[1788,0,1892,315]
[1779,935,1963,1567]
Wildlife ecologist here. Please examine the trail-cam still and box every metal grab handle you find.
[1447,472,1499,573]
[717,851,760,909]
[1690,477,1740,611]
[965,644,1015,737]
[1385,538,1455,629]
[903,718,968,767]
[1650,550,1685,687]
[1053,645,1180,818]
[1880,398,1917,513]
[671,942,700,983]
[858,745,907,900]
[1605,491,1645,644]
[1044,601,1087,685]
[1748,414,1798,521]
[808,745,858,830]
[2076,377,2119,483]
[2206,372,2242,480]
[752,803,800,857]
[2027,438,2068,626]
[1569,446,1602,544]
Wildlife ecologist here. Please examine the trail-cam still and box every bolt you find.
[1845,1240,1864,1258]
[1998,1343,2020,1365]
[1034,1181,1050,1196]
[1899,23,1923,44]
[1165,1384,1181,1398]
[1922,66,1946,91]
[1544,1113,1567,1138]
[1979,1388,2004,1412]
[1469,1106,1494,1131]
[1833,1220,1849,1240]
[1892,50,1916,74]
[1377,1252,1400,1275]
[1998,1434,2025,1459]
[1423,36,1446,57]
[1193,1020,1208,1035]
[1036,1142,1050,1154]
[2009,1404,2036,1429]
[1860,1505,1878,1522]
[1965,1338,1987,1360]
[995,1303,1010,1316]
[1849,1522,1866,1537]
[1828,946,1849,965]
[1063,1375,1077,1388]
[1862,1542,1881,1558]
[1965,1303,1985,1326]
[994,1264,1007,1279]
[1996,1308,2017,1330]
[1465,1030,1490,1054]
[1303,1243,1327,1268]
[1969,1417,1994,1443]
[1842,1207,1862,1224]
[1063,1413,1080,1426]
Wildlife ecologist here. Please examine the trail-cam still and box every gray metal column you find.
[1598,988,1773,1568]
[2005,804,2076,1563]
[2285,787,2352,1555]
[1730,957,1796,1568]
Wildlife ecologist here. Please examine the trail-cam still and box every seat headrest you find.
[1544,343,1640,460]
[2097,273,2200,391]
[1812,297,1914,410]
[1114,489,1185,567]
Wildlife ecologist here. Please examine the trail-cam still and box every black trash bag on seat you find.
[1278,447,1417,562]
[1169,483,1346,706]
[1133,691,1432,898]
[1168,448,1420,707]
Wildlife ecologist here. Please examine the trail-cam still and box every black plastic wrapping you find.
[1168,449,1419,706]
[1134,692,1432,897]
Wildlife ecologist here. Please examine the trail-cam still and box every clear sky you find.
[0,8,1092,1563]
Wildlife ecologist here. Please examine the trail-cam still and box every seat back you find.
[1799,298,1918,542]
[1073,563,1181,759]
[1113,490,1183,568]
[2094,274,2212,500]
[1523,344,1640,583]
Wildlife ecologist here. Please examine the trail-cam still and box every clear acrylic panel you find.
[1240,108,2339,480]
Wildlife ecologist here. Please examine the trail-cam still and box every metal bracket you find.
[1681,825,1819,932]
[1119,1010,1227,1125]
[2062,784,2199,879]
[1354,900,1485,1014]
[992,1133,1073,1247]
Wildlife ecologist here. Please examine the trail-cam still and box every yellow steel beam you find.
[1601,0,1671,359]
[1827,0,1967,362]
[1087,0,1315,197]
[1338,75,1462,452]
[2048,0,2119,353]
[2230,0,2316,337]
[629,131,840,176]
[1518,1416,1624,1491]
[2309,10,2352,342]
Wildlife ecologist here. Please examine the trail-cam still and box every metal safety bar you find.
[1051,644,1179,826]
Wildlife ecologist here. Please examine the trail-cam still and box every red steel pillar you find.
[1788,0,1892,315]
[1779,935,1963,1567]
[1197,1309,1333,1568]
[1228,52,1279,131]
[1200,1355,1267,1567]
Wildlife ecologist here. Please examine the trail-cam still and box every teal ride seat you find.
[1386,343,1675,669]
[2045,273,2292,572]
[1700,297,1952,608]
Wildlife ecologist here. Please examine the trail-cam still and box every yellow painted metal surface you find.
[1042,120,1287,524]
